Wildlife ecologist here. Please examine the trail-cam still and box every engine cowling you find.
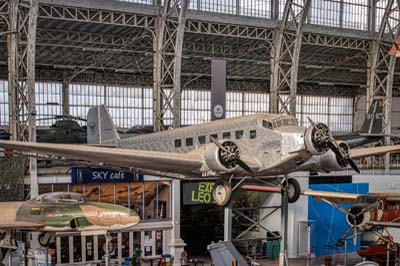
[346,206,372,231]
[304,123,332,155]
[203,141,240,173]
[317,141,351,171]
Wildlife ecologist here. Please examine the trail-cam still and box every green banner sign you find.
[183,182,215,205]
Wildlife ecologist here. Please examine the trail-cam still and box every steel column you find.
[7,0,38,196]
[269,0,310,115]
[367,0,400,171]
[153,0,189,131]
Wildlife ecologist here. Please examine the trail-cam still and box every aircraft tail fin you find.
[360,99,383,134]
[87,105,120,144]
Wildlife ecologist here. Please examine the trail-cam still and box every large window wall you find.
[0,80,353,132]
[117,0,386,32]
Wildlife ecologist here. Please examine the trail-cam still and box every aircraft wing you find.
[350,145,400,158]
[302,189,360,204]
[0,140,203,177]
[0,222,44,230]
[241,185,360,204]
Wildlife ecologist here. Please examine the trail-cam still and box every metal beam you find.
[7,0,38,197]
[270,0,311,115]
[153,0,189,131]
[367,0,400,172]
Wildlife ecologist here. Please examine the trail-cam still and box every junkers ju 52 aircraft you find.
[0,192,139,249]
[1,105,400,206]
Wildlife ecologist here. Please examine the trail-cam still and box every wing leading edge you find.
[0,140,203,176]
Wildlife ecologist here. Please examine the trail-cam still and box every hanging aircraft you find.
[2,105,400,206]
[0,192,140,249]
[334,99,400,147]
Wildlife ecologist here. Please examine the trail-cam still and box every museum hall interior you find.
[1,0,400,265]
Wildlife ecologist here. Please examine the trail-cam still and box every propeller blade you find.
[209,137,231,154]
[327,141,343,159]
[348,158,361,173]
[307,116,316,127]
[237,158,254,175]
[353,222,357,246]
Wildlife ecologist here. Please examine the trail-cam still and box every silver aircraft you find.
[1,105,400,205]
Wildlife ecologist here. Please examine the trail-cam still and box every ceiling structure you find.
[1,0,396,97]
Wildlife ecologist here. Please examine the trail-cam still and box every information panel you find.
[182,181,215,205]
[71,167,144,184]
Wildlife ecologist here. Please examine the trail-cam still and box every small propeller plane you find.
[241,184,400,246]
[1,105,400,206]
[0,192,139,249]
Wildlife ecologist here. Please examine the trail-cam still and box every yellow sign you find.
[183,182,215,205]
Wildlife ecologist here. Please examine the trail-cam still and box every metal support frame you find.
[7,0,38,197]
[153,0,189,131]
[367,0,400,171]
[270,0,310,115]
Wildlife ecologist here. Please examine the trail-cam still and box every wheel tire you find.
[287,178,301,203]
[38,233,49,247]
[212,180,232,207]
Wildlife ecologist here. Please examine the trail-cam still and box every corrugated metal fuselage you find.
[105,114,313,177]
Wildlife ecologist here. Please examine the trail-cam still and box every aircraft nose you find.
[127,209,140,225]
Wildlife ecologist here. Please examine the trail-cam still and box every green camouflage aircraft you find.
[0,192,139,248]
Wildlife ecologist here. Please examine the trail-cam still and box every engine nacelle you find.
[304,123,331,155]
[203,141,240,173]
[317,141,351,172]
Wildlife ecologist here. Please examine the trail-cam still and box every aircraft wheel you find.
[38,233,50,247]
[286,178,301,203]
[212,180,232,207]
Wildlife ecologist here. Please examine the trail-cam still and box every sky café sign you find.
[71,167,144,184]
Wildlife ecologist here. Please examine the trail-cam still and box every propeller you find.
[209,137,254,175]
[308,117,360,173]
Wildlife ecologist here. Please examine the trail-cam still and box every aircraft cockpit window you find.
[262,120,273,130]
[36,192,84,204]
[198,135,206,144]
[250,130,256,139]
[275,119,284,128]
[174,139,181,148]
[186,138,193,146]
[223,132,231,139]
[235,130,244,139]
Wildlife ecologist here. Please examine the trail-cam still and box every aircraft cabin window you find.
[222,132,231,139]
[250,130,256,139]
[262,120,273,130]
[175,139,181,148]
[198,135,206,144]
[210,134,218,141]
[186,138,193,146]
[235,130,244,139]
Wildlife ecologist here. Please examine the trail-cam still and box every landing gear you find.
[286,178,301,203]
[212,180,232,207]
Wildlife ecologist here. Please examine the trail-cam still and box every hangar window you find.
[174,139,181,148]
[250,130,257,139]
[186,138,193,146]
[222,132,231,139]
[262,120,273,130]
[198,135,206,144]
[210,134,218,141]
[235,130,244,139]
